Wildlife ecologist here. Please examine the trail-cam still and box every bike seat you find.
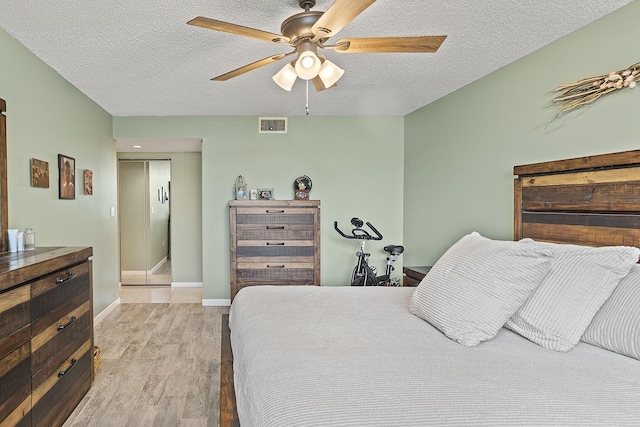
[383,245,404,255]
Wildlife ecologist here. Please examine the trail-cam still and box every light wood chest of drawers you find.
[229,200,320,301]
[0,247,93,427]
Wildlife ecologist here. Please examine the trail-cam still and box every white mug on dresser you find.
[7,229,18,252]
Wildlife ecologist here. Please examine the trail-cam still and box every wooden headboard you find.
[514,149,640,248]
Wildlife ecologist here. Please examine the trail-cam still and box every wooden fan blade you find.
[312,0,376,39]
[188,16,289,44]
[311,76,336,92]
[334,36,447,53]
[212,52,293,81]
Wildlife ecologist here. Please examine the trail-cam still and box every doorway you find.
[119,159,172,285]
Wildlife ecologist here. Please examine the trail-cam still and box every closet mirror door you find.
[119,160,171,285]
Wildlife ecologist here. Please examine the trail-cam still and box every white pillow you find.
[581,264,640,360]
[409,232,552,347]
[506,240,639,352]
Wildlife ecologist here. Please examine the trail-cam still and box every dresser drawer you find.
[31,301,92,375]
[237,262,315,285]
[31,339,92,427]
[0,285,30,356]
[30,262,90,335]
[0,342,31,426]
[236,223,315,241]
[236,208,316,228]
[236,206,317,216]
[236,241,315,260]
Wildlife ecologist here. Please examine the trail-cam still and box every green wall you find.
[403,1,640,266]
[118,152,203,284]
[0,28,119,315]
[113,116,404,300]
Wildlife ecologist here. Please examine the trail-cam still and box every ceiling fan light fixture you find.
[273,63,298,91]
[295,50,321,80]
[318,59,345,88]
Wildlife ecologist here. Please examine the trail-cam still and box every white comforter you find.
[229,286,640,427]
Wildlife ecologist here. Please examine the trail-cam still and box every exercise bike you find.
[334,218,404,286]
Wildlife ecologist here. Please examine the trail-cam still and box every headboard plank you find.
[521,223,640,247]
[514,150,640,176]
[514,149,640,247]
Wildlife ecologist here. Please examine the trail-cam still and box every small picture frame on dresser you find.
[257,188,274,200]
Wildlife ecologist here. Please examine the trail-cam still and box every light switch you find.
[110,207,116,217]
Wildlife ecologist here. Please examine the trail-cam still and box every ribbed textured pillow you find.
[409,232,552,347]
[581,264,640,360]
[506,241,640,352]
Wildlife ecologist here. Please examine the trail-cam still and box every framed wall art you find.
[58,154,75,200]
[30,158,50,188]
[84,169,93,195]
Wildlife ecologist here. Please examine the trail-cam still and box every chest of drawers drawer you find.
[236,223,315,241]
[31,339,92,427]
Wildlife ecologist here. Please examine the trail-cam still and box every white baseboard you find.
[202,299,231,306]
[150,256,168,274]
[121,270,145,276]
[171,282,203,288]
[94,297,121,325]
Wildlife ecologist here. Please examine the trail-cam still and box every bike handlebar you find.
[334,219,383,241]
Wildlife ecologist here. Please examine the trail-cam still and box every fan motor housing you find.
[281,11,323,43]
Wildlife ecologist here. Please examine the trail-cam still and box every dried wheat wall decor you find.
[549,62,639,122]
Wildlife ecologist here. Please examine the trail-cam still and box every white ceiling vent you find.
[259,117,287,134]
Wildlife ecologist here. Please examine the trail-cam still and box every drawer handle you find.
[57,315,77,331]
[56,272,76,283]
[266,242,285,246]
[266,226,285,229]
[266,210,285,213]
[267,265,285,268]
[58,358,77,377]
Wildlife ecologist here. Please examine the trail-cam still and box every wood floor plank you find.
[63,303,229,427]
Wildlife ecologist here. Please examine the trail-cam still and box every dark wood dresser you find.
[0,246,93,427]
[403,266,431,287]
[229,200,320,301]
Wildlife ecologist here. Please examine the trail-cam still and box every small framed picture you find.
[257,188,274,200]
[84,169,93,195]
[31,158,50,188]
[58,154,75,200]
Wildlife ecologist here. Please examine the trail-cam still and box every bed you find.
[221,149,640,426]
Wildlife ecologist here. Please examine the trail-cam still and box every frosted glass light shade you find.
[272,63,297,91]
[318,59,345,88]
[294,51,321,80]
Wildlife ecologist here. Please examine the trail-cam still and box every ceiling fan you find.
[188,0,447,91]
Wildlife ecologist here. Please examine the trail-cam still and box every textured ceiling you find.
[0,0,633,117]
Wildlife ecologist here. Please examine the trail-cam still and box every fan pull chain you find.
[306,80,310,115]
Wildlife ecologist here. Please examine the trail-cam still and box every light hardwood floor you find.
[121,258,172,285]
[119,285,203,303]
[63,296,228,427]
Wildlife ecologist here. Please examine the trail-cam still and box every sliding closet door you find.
[119,159,172,285]
[119,161,148,284]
